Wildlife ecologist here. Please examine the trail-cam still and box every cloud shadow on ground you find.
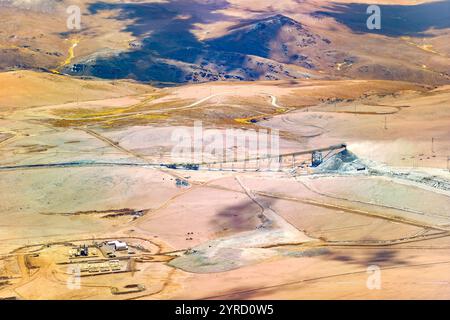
[315,0,450,37]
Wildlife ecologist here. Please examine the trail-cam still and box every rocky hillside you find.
[1,0,449,85]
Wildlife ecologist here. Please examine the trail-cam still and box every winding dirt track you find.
[55,93,223,121]
[254,190,448,231]
[52,92,284,122]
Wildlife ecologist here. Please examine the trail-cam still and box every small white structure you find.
[107,240,128,251]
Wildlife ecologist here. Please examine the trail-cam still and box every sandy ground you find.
[1,71,450,299]
[1,0,449,300]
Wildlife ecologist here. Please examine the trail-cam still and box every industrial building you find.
[107,240,128,251]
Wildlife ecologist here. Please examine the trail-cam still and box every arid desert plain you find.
[1,0,450,300]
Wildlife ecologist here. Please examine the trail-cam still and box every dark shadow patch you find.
[333,254,354,262]
[209,198,265,233]
[368,249,407,266]
[78,0,260,83]
[68,2,315,83]
[70,0,233,83]
[329,249,409,267]
[315,0,450,37]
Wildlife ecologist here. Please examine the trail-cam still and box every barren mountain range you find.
[1,0,449,85]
